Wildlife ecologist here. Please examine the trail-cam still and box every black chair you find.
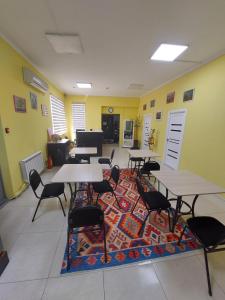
[132,178,173,234]
[67,205,107,271]
[139,161,160,184]
[128,157,145,173]
[29,169,66,222]
[98,149,115,167]
[92,165,121,207]
[178,216,225,296]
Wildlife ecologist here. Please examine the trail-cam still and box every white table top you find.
[151,170,225,197]
[51,164,103,183]
[127,149,160,158]
[69,147,97,157]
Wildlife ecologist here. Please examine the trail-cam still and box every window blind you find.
[50,95,67,135]
[72,103,86,136]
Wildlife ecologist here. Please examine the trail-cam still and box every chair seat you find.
[92,180,113,193]
[187,216,225,247]
[130,157,145,162]
[144,191,171,210]
[98,158,111,165]
[41,183,64,198]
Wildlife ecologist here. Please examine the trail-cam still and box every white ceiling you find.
[1,0,225,97]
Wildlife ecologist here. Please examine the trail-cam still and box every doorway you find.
[164,109,187,169]
[0,173,6,206]
[101,114,120,144]
[142,114,151,149]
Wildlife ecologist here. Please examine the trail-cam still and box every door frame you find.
[163,109,187,170]
[142,114,152,149]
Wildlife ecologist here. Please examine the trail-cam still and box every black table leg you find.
[191,194,199,217]
[172,195,182,232]
[87,183,93,204]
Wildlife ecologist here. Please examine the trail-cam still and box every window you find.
[50,95,67,135]
[72,103,86,137]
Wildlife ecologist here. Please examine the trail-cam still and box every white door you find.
[142,115,151,149]
[164,109,187,169]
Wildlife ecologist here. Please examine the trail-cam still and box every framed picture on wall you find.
[150,99,156,108]
[41,104,48,116]
[30,92,38,109]
[13,95,26,113]
[156,111,162,120]
[143,104,147,110]
[183,89,195,102]
[166,91,175,104]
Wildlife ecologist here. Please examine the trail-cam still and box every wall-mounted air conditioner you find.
[23,67,48,93]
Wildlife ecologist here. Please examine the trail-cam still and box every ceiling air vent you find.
[23,67,48,93]
[128,83,145,90]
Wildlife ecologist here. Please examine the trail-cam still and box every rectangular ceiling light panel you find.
[76,83,92,89]
[151,43,188,62]
[46,34,83,54]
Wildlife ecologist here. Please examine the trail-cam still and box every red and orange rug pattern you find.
[61,169,200,273]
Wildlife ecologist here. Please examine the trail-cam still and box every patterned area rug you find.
[61,169,201,273]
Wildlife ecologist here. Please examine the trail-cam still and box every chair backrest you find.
[29,169,42,197]
[110,149,115,161]
[67,156,81,164]
[111,165,120,185]
[142,161,160,172]
[68,205,104,228]
[135,178,145,198]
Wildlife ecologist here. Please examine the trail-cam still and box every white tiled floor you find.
[0,145,225,299]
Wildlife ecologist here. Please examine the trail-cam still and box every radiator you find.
[20,151,45,183]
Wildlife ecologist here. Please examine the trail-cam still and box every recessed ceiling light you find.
[150,43,188,62]
[45,33,83,54]
[76,82,92,89]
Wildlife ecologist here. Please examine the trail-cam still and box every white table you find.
[69,147,97,157]
[127,149,160,159]
[52,164,103,206]
[151,170,225,230]
[127,149,160,172]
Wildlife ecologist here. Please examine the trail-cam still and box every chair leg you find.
[112,191,121,208]
[58,197,66,216]
[204,249,212,296]
[177,225,187,245]
[32,198,42,222]
[96,193,100,204]
[167,209,172,232]
[64,192,67,202]
[67,229,70,271]
[138,211,150,235]
[131,196,140,214]
[103,223,108,263]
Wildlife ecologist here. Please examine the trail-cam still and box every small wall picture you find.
[156,111,162,120]
[150,99,156,108]
[30,92,38,109]
[183,89,195,102]
[166,91,175,104]
[41,104,48,116]
[13,95,26,113]
[143,104,147,111]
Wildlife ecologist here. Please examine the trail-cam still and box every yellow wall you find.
[0,37,65,199]
[138,55,225,188]
[65,95,139,144]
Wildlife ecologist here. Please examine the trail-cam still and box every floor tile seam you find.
[102,270,106,300]
[152,262,169,300]
[40,275,49,300]
[0,277,49,285]
[15,230,63,236]
[47,230,64,278]
[21,228,64,234]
